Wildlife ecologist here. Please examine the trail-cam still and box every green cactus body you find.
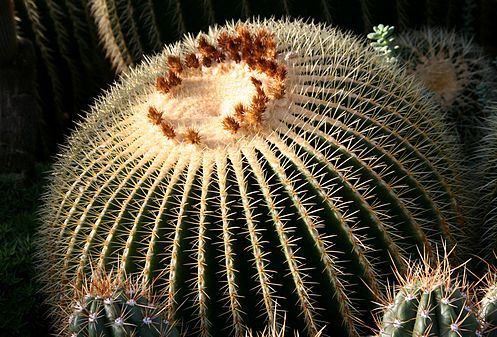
[377,255,481,337]
[474,109,497,263]
[481,285,497,337]
[38,19,471,337]
[395,27,497,153]
[69,277,177,337]
[380,284,480,337]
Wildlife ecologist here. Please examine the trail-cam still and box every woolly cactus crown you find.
[38,18,470,337]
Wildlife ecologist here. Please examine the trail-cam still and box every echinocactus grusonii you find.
[395,27,497,153]
[37,18,472,337]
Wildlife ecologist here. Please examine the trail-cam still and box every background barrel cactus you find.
[474,106,497,263]
[38,18,473,337]
[395,27,497,155]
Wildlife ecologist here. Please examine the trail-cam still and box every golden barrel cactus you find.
[38,19,471,337]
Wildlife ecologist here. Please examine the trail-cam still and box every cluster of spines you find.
[69,275,178,337]
[147,24,287,144]
[376,254,481,337]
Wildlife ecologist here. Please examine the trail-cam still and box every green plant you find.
[367,24,398,64]
[0,164,51,336]
[394,27,497,154]
[37,19,473,337]
[374,251,481,337]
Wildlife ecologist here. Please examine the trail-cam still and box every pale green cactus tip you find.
[374,248,482,337]
[367,24,398,64]
[37,18,472,337]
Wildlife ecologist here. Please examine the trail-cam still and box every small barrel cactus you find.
[38,18,472,337]
[395,27,497,153]
[375,252,481,337]
[69,271,179,337]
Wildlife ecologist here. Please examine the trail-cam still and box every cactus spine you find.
[38,19,471,337]
[87,0,472,72]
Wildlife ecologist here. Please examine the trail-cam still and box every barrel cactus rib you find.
[215,153,246,337]
[243,145,321,336]
[265,132,403,291]
[89,0,132,71]
[130,0,162,52]
[228,150,279,331]
[276,124,433,257]
[194,156,215,337]
[142,154,190,288]
[60,146,155,288]
[105,153,177,270]
[166,154,202,321]
[53,123,143,243]
[291,67,467,245]
[37,19,472,337]
[114,0,144,62]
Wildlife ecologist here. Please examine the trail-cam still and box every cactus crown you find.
[146,24,287,148]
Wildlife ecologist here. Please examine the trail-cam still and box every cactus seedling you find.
[375,249,481,337]
[38,19,471,337]
[367,24,398,64]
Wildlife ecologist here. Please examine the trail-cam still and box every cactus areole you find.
[39,19,469,337]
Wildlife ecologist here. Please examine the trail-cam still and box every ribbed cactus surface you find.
[38,19,470,337]
[475,108,497,263]
[0,0,18,65]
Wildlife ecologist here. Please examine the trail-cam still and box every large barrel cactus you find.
[37,19,471,337]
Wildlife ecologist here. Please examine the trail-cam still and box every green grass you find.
[0,164,52,337]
